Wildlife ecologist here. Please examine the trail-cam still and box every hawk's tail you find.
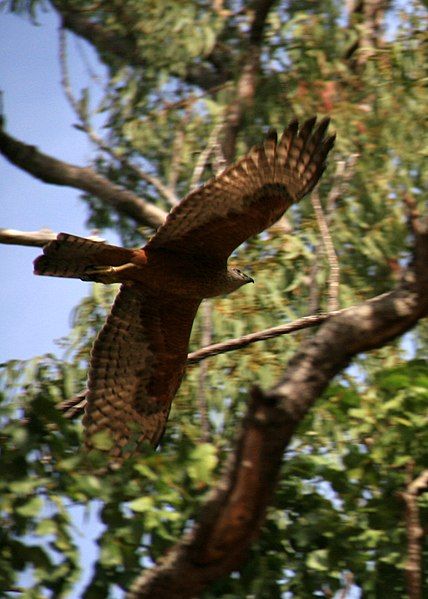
[34,233,134,280]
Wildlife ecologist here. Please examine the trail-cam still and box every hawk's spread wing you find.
[147,117,334,261]
[83,286,201,458]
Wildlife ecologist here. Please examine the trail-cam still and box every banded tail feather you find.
[33,233,134,280]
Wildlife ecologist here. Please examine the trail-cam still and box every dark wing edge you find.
[146,116,335,259]
[83,286,201,460]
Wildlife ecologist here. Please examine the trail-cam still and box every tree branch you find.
[309,154,358,313]
[58,28,180,208]
[0,125,167,229]
[127,213,428,598]
[345,0,388,71]
[311,189,340,311]
[0,228,58,248]
[221,0,277,161]
[190,122,224,189]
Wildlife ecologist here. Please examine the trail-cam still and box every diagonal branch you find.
[126,213,428,599]
[0,125,167,229]
[0,228,106,249]
[0,228,58,248]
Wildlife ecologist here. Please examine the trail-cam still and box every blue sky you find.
[0,10,111,595]
[0,9,108,363]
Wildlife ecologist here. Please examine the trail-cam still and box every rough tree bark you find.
[400,464,428,599]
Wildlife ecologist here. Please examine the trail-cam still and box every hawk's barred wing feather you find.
[147,117,334,261]
[83,286,200,458]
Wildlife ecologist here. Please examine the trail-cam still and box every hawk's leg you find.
[81,263,136,284]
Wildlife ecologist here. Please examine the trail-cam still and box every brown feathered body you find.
[34,117,335,459]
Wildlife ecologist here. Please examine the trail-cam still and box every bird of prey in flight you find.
[34,117,335,459]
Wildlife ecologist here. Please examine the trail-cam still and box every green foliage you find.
[2,0,428,596]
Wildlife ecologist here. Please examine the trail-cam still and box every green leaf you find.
[128,496,154,513]
[187,443,218,482]
[16,496,43,518]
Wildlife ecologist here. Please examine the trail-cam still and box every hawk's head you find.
[229,267,254,288]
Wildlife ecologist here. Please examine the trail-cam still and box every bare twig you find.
[59,28,179,207]
[190,122,224,189]
[311,189,340,311]
[309,154,358,313]
[187,310,343,364]
[0,228,57,248]
[0,228,104,248]
[197,301,214,442]
[325,154,358,211]
[0,127,167,229]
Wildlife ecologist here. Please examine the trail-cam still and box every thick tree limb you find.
[0,228,57,248]
[0,126,166,229]
[127,215,428,598]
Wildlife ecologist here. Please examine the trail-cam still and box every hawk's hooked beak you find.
[246,275,255,284]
